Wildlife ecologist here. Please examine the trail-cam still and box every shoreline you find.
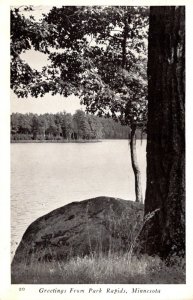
[11,138,146,144]
[11,139,102,144]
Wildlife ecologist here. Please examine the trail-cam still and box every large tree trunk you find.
[140,6,185,259]
[130,125,143,203]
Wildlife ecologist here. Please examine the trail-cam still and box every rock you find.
[12,196,143,267]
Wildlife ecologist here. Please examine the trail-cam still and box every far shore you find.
[11,138,147,144]
[11,139,102,144]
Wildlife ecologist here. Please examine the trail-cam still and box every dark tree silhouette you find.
[140,6,185,259]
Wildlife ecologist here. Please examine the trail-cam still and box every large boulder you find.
[12,197,143,267]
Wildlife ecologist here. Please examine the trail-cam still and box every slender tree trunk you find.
[139,6,185,259]
[122,16,129,69]
[122,16,143,203]
[130,125,143,203]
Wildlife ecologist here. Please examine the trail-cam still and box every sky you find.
[11,92,83,115]
[11,5,84,115]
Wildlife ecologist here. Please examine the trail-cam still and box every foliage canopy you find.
[11,6,149,128]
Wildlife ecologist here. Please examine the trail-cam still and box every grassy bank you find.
[12,252,185,284]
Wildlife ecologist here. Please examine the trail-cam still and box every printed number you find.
[19,287,25,291]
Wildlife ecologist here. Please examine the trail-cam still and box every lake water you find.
[11,140,146,257]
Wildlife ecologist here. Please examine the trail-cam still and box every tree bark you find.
[140,6,185,259]
[130,125,143,203]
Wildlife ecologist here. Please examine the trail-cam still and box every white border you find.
[1,1,193,299]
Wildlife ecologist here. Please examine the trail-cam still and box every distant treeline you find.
[11,111,145,141]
